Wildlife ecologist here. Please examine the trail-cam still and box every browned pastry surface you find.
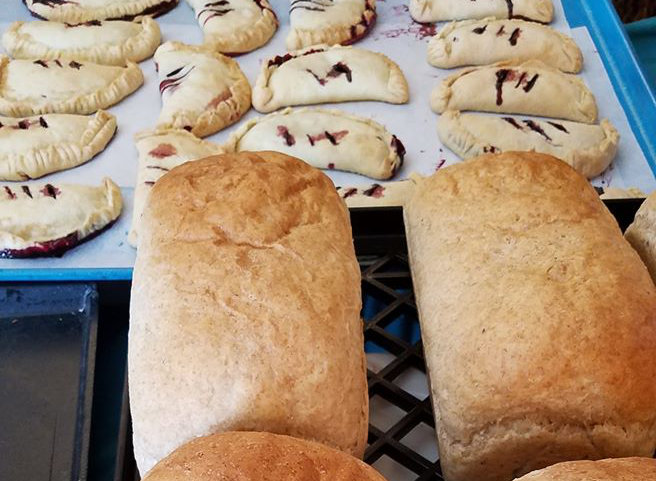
[516,457,656,480]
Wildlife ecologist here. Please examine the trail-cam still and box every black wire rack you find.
[114,201,645,481]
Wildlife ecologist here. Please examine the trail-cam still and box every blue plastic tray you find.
[1,0,654,282]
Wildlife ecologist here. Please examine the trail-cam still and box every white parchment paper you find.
[0,0,653,274]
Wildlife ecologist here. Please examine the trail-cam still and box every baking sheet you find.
[0,0,654,278]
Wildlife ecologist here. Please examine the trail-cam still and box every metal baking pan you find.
[111,199,647,481]
[0,284,98,481]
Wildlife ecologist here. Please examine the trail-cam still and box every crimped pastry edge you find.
[0,177,122,251]
[285,0,376,50]
[223,106,403,180]
[435,110,619,179]
[24,0,179,22]
[0,110,117,181]
[2,17,161,66]
[252,44,409,113]
[429,59,597,122]
[196,0,278,54]
[427,18,582,73]
[0,56,144,116]
[154,41,252,137]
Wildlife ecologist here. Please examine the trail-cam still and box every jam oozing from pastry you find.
[41,184,61,199]
[149,143,177,158]
[54,59,62,67]
[198,1,234,26]
[524,120,552,141]
[268,48,325,68]
[328,163,335,169]
[206,90,232,109]
[472,25,487,34]
[69,60,83,69]
[34,60,49,68]
[346,0,376,45]
[4,187,16,200]
[509,28,521,46]
[289,0,331,14]
[548,121,569,133]
[306,62,352,85]
[277,125,296,146]
[65,20,102,27]
[483,145,499,153]
[363,184,385,198]
[503,117,523,130]
[39,117,48,128]
[21,186,33,198]
[496,25,506,36]
[342,188,358,198]
[306,130,348,146]
[17,120,31,130]
[159,66,195,95]
[391,135,406,159]
[495,69,539,105]
[505,0,514,18]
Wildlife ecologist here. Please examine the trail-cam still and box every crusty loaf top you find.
[405,152,656,448]
[142,431,387,481]
[516,457,656,480]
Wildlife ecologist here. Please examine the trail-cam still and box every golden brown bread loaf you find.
[129,152,367,474]
[142,431,387,481]
[625,192,656,282]
[516,457,656,480]
[404,152,656,481]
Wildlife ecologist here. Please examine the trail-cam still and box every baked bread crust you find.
[428,18,582,73]
[23,0,179,22]
[0,56,143,116]
[154,41,251,137]
[224,107,405,179]
[0,111,116,180]
[625,192,656,282]
[517,458,656,480]
[129,128,224,247]
[404,152,656,481]
[436,110,619,178]
[129,152,368,474]
[286,0,376,50]
[0,177,122,258]
[430,60,597,123]
[142,432,386,481]
[186,0,278,54]
[253,44,408,113]
[2,18,161,66]
[410,0,554,23]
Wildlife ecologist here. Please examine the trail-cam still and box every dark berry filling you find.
[503,117,523,130]
[524,120,551,141]
[69,60,83,69]
[363,184,385,198]
[483,145,499,153]
[64,20,102,27]
[277,125,296,146]
[159,66,195,95]
[496,25,506,36]
[198,1,233,25]
[4,186,16,200]
[306,62,352,85]
[33,60,48,68]
[39,117,48,128]
[41,184,60,199]
[472,25,487,34]
[547,121,569,133]
[268,48,325,68]
[342,188,357,198]
[21,186,33,198]
[307,130,348,146]
[509,27,521,46]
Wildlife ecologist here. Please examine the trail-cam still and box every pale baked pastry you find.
[0,111,117,181]
[154,42,251,137]
[129,153,367,473]
[286,0,376,50]
[186,0,278,54]
[410,0,554,23]
[336,178,417,208]
[404,152,656,481]
[24,0,179,22]
[142,432,387,481]
[625,192,656,282]
[0,177,122,258]
[517,458,656,481]
[253,45,408,113]
[428,18,582,73]
[431,60,597,123]
[2,18,161,66]
[224,108,405,179]
[0,56,143,116]
[129,128,224,247]
[437,111,619,178]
